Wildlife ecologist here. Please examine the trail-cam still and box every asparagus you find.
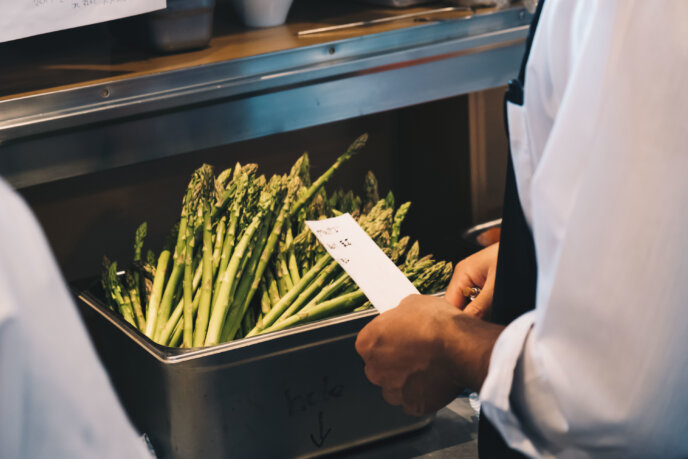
[263,256,452,336]
[182,218,195,347]
[276,253,294,291]
[220,216,273,343]
[192,209,215,347]
[154,165,214,340]
[133,222,147,263]
[363,171,380,214]
[204,216,261,346]
[289,133,368,216]
[276,260,340,322]
[158,286,201,346]
[132,222,147,320]
[246,254,331,337]
[289,271,353,318]
[211,168,257,308]
[285,227,301,284]
[259,279,272,314]
[212,216,226,272]
[391,202,411,248]
[261,290,367,335]
[107,262,137,328]
[204,179,279,346]
[144,249,171,338]
[101,133,457,348]
[265,269,281,305]
[124,272,146,331]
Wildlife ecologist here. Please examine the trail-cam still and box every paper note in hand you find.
[306,214,419,314]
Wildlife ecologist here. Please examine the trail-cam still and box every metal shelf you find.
[0,3,530,188]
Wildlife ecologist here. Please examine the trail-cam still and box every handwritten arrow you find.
[310,411,332,448]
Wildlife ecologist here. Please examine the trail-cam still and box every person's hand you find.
[355,294,504,416]
[444,243,499,319]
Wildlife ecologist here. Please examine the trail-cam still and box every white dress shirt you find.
[479,1,688,457]
[0,178,152,459]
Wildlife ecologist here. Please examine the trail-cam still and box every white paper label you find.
[306,214,419,313]
[1,0,166,44]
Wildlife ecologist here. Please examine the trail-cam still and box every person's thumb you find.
[463,290,492,319]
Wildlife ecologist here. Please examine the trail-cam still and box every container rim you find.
[77,287,380,364]
[77,285,445,365]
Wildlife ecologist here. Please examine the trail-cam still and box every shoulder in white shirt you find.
[480,1,688,457]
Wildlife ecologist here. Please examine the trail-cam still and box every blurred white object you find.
[468,392,481,415]
[233,0,294,27]
[0,178,152,459]
[0,0,165,43]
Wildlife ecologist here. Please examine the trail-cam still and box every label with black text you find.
[306,214,418,313]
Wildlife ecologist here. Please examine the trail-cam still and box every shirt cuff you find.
[479,310,539,457]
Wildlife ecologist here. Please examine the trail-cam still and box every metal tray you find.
[109,0,215,53]
[75,282,432,458]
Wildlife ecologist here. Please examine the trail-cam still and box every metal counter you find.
[0,1,530,188]
[339,396,479,458]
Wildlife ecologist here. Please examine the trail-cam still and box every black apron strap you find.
[478,1,546,457]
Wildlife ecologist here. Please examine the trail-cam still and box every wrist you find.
[441,312,504,392]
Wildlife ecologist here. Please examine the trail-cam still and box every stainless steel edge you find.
[1,7,530,188]
[78,289,380,365]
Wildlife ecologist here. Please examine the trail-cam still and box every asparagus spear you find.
[107,262,137,328]
[101,257,116,311]
[144,249,171,338]
[391,202,411,248]
[261,290,367,335]
[363,171,380,214]
[289,271,353,318]
[183,166,215,347]
[210,168,258,308]
[265,268,281,305]
[275,260,340,322]
[289,133,368,217]
[154,165,214,340]
[246,254,332,337]
[216,167,233,191]
[158,286,201,346]
[212,216,226,272]
[204,180,279,346]
[220,216,272,343]
[182,218,195,348]
[285,226,301,284]
[192,208,215,347]
[131,222,147,317]
[276,253,294,291]
[259,279,272,314]
[133,222,147,263]
[124,272,146,331]
[204,216,262,346]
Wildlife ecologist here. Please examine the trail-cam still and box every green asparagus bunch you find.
[102,133,453,348]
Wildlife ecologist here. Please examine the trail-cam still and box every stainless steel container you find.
[76,285,432,459]
[109,0,215,53]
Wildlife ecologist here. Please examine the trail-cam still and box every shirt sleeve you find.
[0,178,153,459]
[480,1,688,457]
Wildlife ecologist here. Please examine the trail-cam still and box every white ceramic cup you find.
[233,0,294,28]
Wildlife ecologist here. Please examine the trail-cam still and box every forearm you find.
[440,313,504,393]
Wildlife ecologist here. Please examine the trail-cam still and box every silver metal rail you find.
[0,7,530,188]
